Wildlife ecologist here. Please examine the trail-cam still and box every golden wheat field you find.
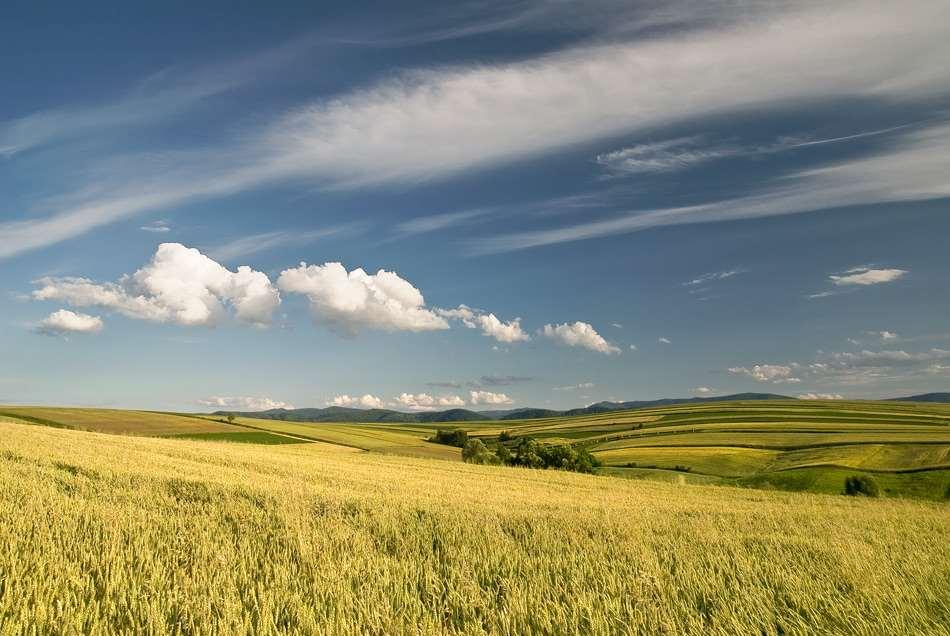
[1,420,948,635]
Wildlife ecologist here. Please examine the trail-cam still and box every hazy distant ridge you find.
[215,392,793,423]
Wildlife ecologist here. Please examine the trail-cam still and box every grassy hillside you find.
[1,420,948,634]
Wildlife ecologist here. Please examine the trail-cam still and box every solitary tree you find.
[226,414,236,425]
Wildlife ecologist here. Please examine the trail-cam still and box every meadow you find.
[1,419,948,634]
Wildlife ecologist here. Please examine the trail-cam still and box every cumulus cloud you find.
[658,337,672,344]
[34,309,103,336]
[32,243,280,327]
[728,364,802,383]
[198,396,294,411]
[540,321,620,354]
[394,392,467,411]
[830,267,907,286]
[693,387,714,394]
[437,395,467,407]
[437,305,530,343]
[278,262,447,335]
[798,393,844,400]
[468,390,513,405]
[327,394,384,409]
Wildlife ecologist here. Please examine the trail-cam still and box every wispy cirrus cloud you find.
[0,35,320,158]
[596,126,909,176]
[471,120,950,254]
[207,224,363,262]
[4,0,949,259]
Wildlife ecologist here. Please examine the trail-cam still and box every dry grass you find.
[1,420,948,634]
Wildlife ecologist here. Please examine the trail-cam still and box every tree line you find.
[429,429,601,474]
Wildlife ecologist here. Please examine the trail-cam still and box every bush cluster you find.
[460,436,601,474]
[428,429,469,447]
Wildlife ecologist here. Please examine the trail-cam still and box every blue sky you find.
[2,0,949,412]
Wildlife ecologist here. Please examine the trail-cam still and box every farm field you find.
[3,399,950,498]
[0,406,236,436]
[1,419,948,634]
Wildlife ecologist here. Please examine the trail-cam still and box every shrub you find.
[498,430,514,442]
[461,439,499,465]
[429,429,469,447]
[844,475,880,497]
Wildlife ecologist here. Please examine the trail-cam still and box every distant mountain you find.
[886,392,950,403]
[415,409,488,423]
[499,408,563,420]
[214,392,795,424]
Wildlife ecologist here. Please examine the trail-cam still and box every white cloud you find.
[32,243,280,327]
[830,267,907,286]
[394,392,466,410]
[198,396,295,411]
[598,128,905,176]
[611,323,623,328]
[395,393,437,411]
[597,137,736,174]
[140,221,171,233]
[692,387,714,395]
[728,364,802,384]
[34,309,103,336]
[327,394,384,409]
[541,321,620,355]
[798,393,844,400]
[831,349,950,367]
[683,269,743,286]
[658,337,672,344]
[6,1,950,259]
[553,382,595,391]
[267,1,950,188]
[277,262,447,336]
[878,331,899,341]
[437,305,530,343]
[468,390,513,405]
[629,344,637,351]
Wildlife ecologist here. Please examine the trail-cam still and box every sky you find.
[2,0,949,412]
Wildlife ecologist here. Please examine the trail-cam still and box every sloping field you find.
[227,417,461,461]
[1,420,948,634]
[0,406,235,436]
